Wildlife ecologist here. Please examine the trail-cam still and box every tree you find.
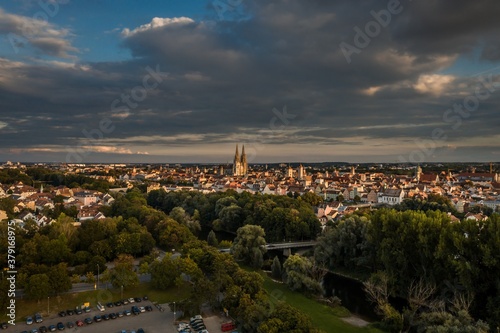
[283,254,322,294]
[25,274,50,300]
[258,303,315,333]
[271,256,282,280]
[48,263,71,294]
[231,225,267,265]
[150,256,180,290]
[108,254,139,289]
[252,248,264,269]
[207,230,219,247]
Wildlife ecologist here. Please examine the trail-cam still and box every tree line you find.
[147,189,322,242]
[314,209,500,331]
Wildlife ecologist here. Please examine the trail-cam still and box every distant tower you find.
[351,166,356,176]
[298,164,305,180]
[40,183,43,193]
[232,144,248,176]
[287,166,293,178]
[416,165,422,182]
[241,145,248,175]
[490,162,493,174]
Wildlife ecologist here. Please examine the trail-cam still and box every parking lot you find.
[9,300,226,333]
[10,301,178,333]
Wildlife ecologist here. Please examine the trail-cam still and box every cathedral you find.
[232,144,248,176]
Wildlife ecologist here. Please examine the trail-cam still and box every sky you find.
[0,0,500,164]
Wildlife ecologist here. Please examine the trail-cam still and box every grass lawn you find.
[1,282,190,323]
[261,274,385,333]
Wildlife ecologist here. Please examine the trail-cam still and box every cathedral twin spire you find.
[233,144,248,176]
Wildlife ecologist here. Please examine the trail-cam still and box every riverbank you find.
[260,272,384,333]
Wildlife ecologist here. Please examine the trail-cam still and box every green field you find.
[261,275,385,333]
[2,282,190,323]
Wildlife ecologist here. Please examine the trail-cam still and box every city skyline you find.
[1,1,500,163]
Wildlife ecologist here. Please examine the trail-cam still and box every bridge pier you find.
[283,248,292,257]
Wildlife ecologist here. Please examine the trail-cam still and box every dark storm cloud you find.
[1,0,500,162]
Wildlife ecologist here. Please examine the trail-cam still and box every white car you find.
[97,302,105,312]
[128,297,135,303]
[139,306,146,313]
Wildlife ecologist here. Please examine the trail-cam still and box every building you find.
[378,188,405,205]
[232,144,248,176]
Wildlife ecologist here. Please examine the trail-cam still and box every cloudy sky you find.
[1,0,500,164]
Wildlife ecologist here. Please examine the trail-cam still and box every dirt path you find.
[341,315,370,327]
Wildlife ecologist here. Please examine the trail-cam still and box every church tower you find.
[241,145,248,175]
[298,164,305,180]
[232,144,248,176]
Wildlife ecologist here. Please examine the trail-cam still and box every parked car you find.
[145,305,153,312]
[139,306,146,313]
[30,329,39,333]
[117,311,124,318]
[109,312,117,319]
[102,314,110,321]
[75,320,84,327]
[0,323,7,329]
[106,302,114,308]
[142,295,148,300]
[58,311,66,317]
[114,300,122,306]
[38,326,47,333]
[66,309,74,316]
[97,302,105,312]
[84,318,92,325]
[93,315,102,323]
[75,308,83,315]
[48,324,56,332]
[124,310,131,316]
[128,297,135,303]
[137,329,145,333]
[56,322,65,330]
[134,297,142,302]
[35,314,43,323]
[132,306,140,315]
[122,299,129,305]
[66,322,74,328]
[84,307,91,313]
[26,317,34,325]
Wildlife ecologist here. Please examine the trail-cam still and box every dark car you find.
[0,323,7,329]
[76,320,84,327]
[134,297,142,302]
[114,300,122,306]
[58,311,66,317]
[75,308,83,315]
[35,314,43,323]
[66,309,74,316]
[66,322,74,329]
[57,322,65,331]
[131,306,140,315]
[106,302,114,308]
[145,305,153,312]
[93,315,102,323]
[84,318,92,325]
[48,325,56,332]
[137,329,145,333]
[142,295,148,301]
[109,312,117,319]
[102,314,110,321]
[116,311,124,318]
[84,307,91,313]
[124,310,131,316]
[38,326,48,333]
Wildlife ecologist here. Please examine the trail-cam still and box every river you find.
[322,272,379,321]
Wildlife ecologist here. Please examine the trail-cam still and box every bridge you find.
[220,240,317,256]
